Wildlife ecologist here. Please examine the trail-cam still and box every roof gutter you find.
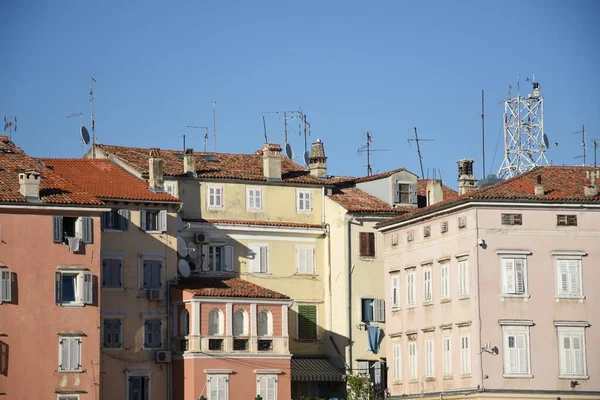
[100,197,182,206]
[0,204,107,212]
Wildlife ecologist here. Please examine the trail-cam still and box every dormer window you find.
[394,183,417,205]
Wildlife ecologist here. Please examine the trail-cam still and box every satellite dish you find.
[178,259,191,278]
[303,151,310,167]
[80,126,90,145]
[177,216,184,232]
[285,142,294,160]
[177,236,189,257]
[543,133,550,149]
[187,242,196,255]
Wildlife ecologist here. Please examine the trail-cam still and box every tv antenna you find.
[593,140,598,167]
[574,125,586,166]
[481,90,486,179]
[3,116,17,141]
[300,109,311,153]
[187,125,209,152]
[89,77,97,158]
[259,110,303,145]
[212,101,217,151]
[357,132,389,176]
[407,127,433,179]
[262,116,268,143]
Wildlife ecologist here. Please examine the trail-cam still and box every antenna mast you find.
[593,140,598,167]
[90,77,96,158]
[212,101,217,151]
[481,90,486,178]
[357,132,389,176]
[3,116,17,142]
[574,125,586,166]
[497,74,548,178]
[407,127,433,179]
[260,110,302,145]
[187,125,209,152]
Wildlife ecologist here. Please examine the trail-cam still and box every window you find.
[55,270,93,306]
[557,326,587,378]
[58,336,82,372]
[233,310,247,336]
[249,245,269,273]
[101,209,130,231]
[391,275,399,308]
[458,259,469,297]
[102,259,123,288]
[205,245,234,272]
[356,360,384,388]
[208,375,228,400]
[423,266,432,303]
[140,209,167,232]
[246,186,263,210]
[425,338,435,378]
[128,376,149,400]
[502,326,531,376]
[393,343,401,381]
[257,310,272,336]
[208,309,223,335]
[440,221,448,233]
[359,232,375,257]
[257,375,277,400]
[501,213,522,225]
[58,396,79,400]
[407,230,414,242]
[296,189,312,212]
[142,259,162,289]
[296,246,316,274]
[164,180,177,198]
[143,319,162,348]
[408,340,418,379]
[53,216,93,245]
[501,257,527,296]
[442,335,452,376]
[406,270,416,306]
[394,183,416,204]
[556,258,583,298]
[0,269,12,302]
[391,234,399,246]
[180,309,190,336]
[207,185,224,208]
[361,298,385,323]
[458,216,467,229]
[103,318,123,348]
[557,214,577,226]
[440,263,450,300]
[460,334,471,374]
[297,305,317,340]
[423,226,431,238]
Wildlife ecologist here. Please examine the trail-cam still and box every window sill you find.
[102,347,124,351]
[207,206,224,210]
[391,306,401,312]
[294,273,318,277]
[423,301,434,307]
[503,373,533,379]
[58,369,85,373]
[102,229,124,233]
[424,377,435,382]
[408,379,418,383]
[294,338,320,343]
[405,304,417,309]
[392,380,402,385]
[460,373,472,379]
[143,230,165,234]
[296,210,313,214]
[440,298,451,304]
[102,287,125,291]
[501,294,530,301]
[59,303,85,308]
[559,374,589,380]
[458,296,470,301]
[142,347,164,351]
[555,295,585,303]
[249,272,272,276]
[443,375,453,380]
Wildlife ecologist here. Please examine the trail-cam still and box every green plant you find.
[346,374,375,400]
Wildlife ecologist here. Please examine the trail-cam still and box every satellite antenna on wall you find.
[176,216,191,232]
[178,259,191,278]
[3,116,17,141]
[177,236,195,257]
[303,151,310,167]
[67,112,89,155]
[285,142,294,160]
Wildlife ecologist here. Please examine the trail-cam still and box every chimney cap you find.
[149,148,161,158]
[185,148,194,155]
[262,143,282,152]
[536,175,542,184]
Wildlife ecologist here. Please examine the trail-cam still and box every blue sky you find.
[1,1,599,187]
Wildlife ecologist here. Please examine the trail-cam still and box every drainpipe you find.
[475,209,484,391]
[166,276,179,400]
[345,214,353,373]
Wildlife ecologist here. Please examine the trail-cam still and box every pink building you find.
[0,137,105,399]
[171,277,292,400]
[378,163,600,399]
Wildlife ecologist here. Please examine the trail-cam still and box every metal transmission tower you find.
[497,75,549,179]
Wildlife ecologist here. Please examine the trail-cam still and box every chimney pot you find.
[148,148,164,192]
[262,143,282,181]
[457,159,476,195]
[309,140,327,179]
[184,148,197,177]
[534,175,544,196]
[19,170,42,202]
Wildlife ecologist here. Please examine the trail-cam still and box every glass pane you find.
[62,275,76,302]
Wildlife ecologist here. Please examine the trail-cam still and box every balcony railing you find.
[173,335,289,355]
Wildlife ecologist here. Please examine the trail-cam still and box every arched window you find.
[180,308,190,336]
[257,310,272,337]
[233,310,247,336]
[208,309,222,335]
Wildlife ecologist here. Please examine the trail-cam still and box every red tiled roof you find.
[327,187,411,214]
[41,159,178,203]
[184,218,325,229]
[0,142,102,206]
[378,166,600,229]
[95,144,326,185]
[354,168,411,184]
[324,175,358,186]
[178,277,289,299]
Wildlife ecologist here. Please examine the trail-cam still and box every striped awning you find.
[291,357,346,382]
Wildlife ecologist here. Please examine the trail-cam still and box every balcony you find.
[174,335,289,355]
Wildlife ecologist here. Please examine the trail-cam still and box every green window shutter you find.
[298,305,317,340]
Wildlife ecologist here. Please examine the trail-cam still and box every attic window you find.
[201,155,219,162]
[557,214,577,226]
[394,183,416,204]
[501,213,522,225]
[423,226,431,238]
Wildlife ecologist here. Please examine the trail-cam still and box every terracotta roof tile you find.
[184,218,325,229]
[178,277,289,299]
[95,144,326,185]
[41,159,178,203]
[327,187,410,214]
[354,168,411,183]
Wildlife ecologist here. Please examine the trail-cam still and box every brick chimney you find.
[534,175,544,196]
[148,148,164,192]
[19,170,41,202]
[309,139,327,179]
[426,179,444,205]
[584,170,599,197]
[262,143,282,181]
[457,159,476,195]
[184,148,196,177]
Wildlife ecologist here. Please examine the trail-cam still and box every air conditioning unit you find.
[156,350,172,363]
[147,288,164,301]
[194,233,210,244]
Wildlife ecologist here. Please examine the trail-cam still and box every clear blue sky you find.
[1,1,599,186]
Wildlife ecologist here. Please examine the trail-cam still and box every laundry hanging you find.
[367,325,381,354]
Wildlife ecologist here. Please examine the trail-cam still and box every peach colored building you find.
[378,163,600,399]
[0,137,105,399]
[171,277,292,400]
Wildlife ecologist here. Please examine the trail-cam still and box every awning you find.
[291,357,346,382]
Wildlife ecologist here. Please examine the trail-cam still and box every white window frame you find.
[57,395,80,400]
[406,270,416,306]
[390,274,399,308]
[55,269,93,307]
[440,262,450,301]
[423,265,433,303]
[442,334,452,376]
[140,209,167,233]
[408,339,418,380]
[205,244,234,272]
[0,268,12,303]
[139,256,164,291]
[246,186,263,211]
[458,258,469,298]
[58,336,82,372]
[208,309,225,336]
[142,318,164,350]
[207,374,229,400]
[257,310,273,337]
[556,325,588,379]
[256,374,278,400]
[501,324,532,378]
[296,189,312,213]
[499,254,529,299]
[425,337,435,378]
[553,252,585,301]
[164,180,178,198]
[392,342,402,382]
[249,244,269,274]
[296,246,316,275]
[102,317,124,349]
[460,333,471,375]
[207,185,224,209]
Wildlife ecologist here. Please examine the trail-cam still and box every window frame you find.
[296,189,313,213]
[207,374,229,400]
[205,244,234,272]
[425,337,435,378]
[143,318,164,350]
[460,333,471,375]
[556,325,588,379]
[423,265,433,303]
[390,274,399,308]
[501,325,532,378]
[457,258,469,298]
[140,209,167,233]
[458,216,467,229]
[296,246,316,275]
[101,209,130,232]
[102,317,124,349]
[207,185,224,209]
[102,257,124,289]
[501,213,522,225]
[392,342,402,382]
[440,221,448,233]
[233,309,248,337]
[408,339,418,380]
[249,244,269,274]
[58,336,82,372]
[256,374,278,400]
[55,269,93,307]
[500,255,529,298]
[406,270,416,306]
[423,225,431,238]
[257,310,273,337]
[440,262,450,301]
[557,214,577,226]
[407,230,414,242]
[554,253,584,300]
[208,309,224,336]
[246,186,264,211]
[442,334,452,376]
[126,373,150,400]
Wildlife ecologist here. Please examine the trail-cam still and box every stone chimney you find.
[457,159,476,195]
[184,148,196,177]
[584,170,599,197]
[19,170,41,202]
[534,175,544,196]
[148,148,164,192]
[262,143,282,181]
[426,179,444,205]
[309,139,327,179]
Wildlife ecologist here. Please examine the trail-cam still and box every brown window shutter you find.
[359,232,368,256]
[367,233,375,256]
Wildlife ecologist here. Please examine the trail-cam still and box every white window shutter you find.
[249,246,260,273]
[297,248,305,274]
[569,260,579,294]
[0,270,10,302]
[573,335,583,374]
[563,336,572,374]
[140,210,147,231]
[218,376,227,398]
[202,245,210,271]
[515,259,525,294]
[306,191,312,210]
[248,188,255,209]
[443,336,451,375]
[60,338,69,370]
[256,189,262,209]
[224,246,234,271]
[158,210,167,232]
[260,246,268,273]
[517,334,527,373]
[309,248,315,274]
[70,338,81,371]
[118,209,130,230]
[83,272,93,304]
[409,183,417,204]
[503,259,514,294]
[374,299,385,322]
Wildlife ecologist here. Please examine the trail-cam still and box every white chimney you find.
[184,148,196,177]
[584,170,599,197]
[148,148,164,192]
[426,179,444,205]
[457,159,476,195]
[19,170,41,202]
[534,175,544,196]
[309,139,327,179]
[262,143,282,181]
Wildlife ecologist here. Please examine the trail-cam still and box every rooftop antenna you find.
[3,116,17,141]
[407,127,433,179]
[67,112,90,155]
[592,140,598,167]
[90,77,97,158]
[262,116,268,143]
[357,132,390,176]
[259,110,303,146]
[574,125,586,166]
[497,74,548,178]
[299,108,311,153]
[481,89,486,179]
[187,125,209,152]
[212,101,217,151]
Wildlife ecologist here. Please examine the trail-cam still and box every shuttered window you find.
[558,328,587,377]
[359,232,375,257]
[296,247,315,274]
[249,245,269,273]
[207,245,234,272]
[140,210,167,232]
[502,258,527,295]
[207,186,224,208]
[297,305,317,340]
[391,275,399,307]
[142,260,162,289]
[296,190,312,212]
[144,319,162,348]
[458,259,469,297]
[103,318,122,348]
[55,271,93,305]
[102,259,122,288]
[394,183,417,204]
[423,266,433,302]
[408,340,418,379]
[393,343,402,381]
[0,269,12,302]
[557,214,577,226]
[101,209,130,231]
[128,376,149,400]
[406,271,416,306]
[556,259,581,297]
[53,216,93,244]
[503,328,530,375]
[257,375,277,400]
[443,335,452,376]
[425,338,435,377]
[501,213,522,225]
[461,334,471,374]
[209,375,228,400]
[247,187,263,210]
[58,337,82,372]
[440,263,450,300]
